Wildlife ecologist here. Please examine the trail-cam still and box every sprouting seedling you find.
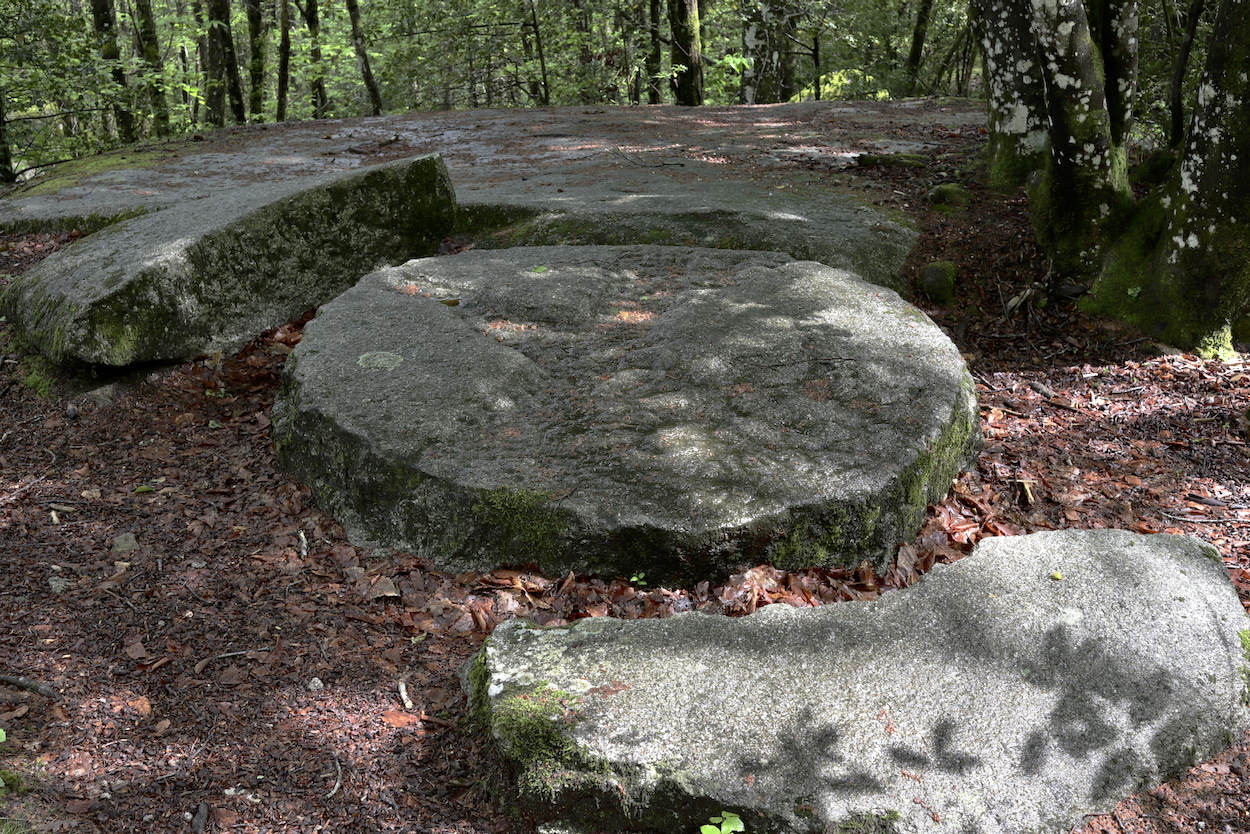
[701,811,745,834]
[630,572,647,587]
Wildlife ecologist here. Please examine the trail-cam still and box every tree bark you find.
[132,0,170,136]
[1090,0,1250,352]
[902,0,934,96]
[277,0,291,121]
[242,0,266,119]
[1168,0,1205,147]
[741,0,800,104]
[0,89,16,183]
[647,0,663,103]
[1027,0,1135,277]
[668,0,702,105]
[90,0,136,142]
[344,0,384,115]
[205,0,245,124]
[969,0,1047,187]
[304,0,329,117]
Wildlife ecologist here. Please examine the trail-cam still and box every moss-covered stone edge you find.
[769,369,981,573]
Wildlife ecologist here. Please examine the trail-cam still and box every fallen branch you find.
[0,673,60,699]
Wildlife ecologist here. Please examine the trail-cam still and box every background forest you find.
[0,0,1214,183]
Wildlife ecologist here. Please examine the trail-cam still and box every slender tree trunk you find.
[969,0,1047,187]
[277,0,291,120]
[132,0,170,135]
[1168,0,1205,147]
[344,0,384,115]
[242,0,266,118]
[304,0,329,117]
[528,0,550,106]
[90,0,137,142]
[903,0,934,96]
[647,0,663,103]
[0,89,16,183]
[668,0,702,105]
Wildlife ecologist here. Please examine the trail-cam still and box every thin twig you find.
[1161,512,1226,524]
[326,754,343,799]
[0,673,60,699]
[607,147,684,167]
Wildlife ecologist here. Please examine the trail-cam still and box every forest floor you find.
[2,107,1250,834]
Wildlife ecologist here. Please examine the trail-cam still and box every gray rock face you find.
[459,176,915,293]
[0,154,455,366]
[273,245,979,582]
[463,530,1250,834]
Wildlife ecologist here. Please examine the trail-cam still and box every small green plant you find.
[701,811,745,834]
[1127,286,1143,299]
[629,572,647,587]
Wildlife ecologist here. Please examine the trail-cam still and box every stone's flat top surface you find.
[468,530,1250,834]
[0,99,983,226]
[0,100,979,289]
[277,245,978,578]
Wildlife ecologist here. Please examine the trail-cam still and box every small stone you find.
[65,403,79,420]
[307,677,324,692]
[111,532,139,553]
[916,261,958,306]
[48,576,73,593]
[926,183,972,206]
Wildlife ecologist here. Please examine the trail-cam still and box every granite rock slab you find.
[272,245,979,582]
[0,154,455,366]
[463,529,1250,834]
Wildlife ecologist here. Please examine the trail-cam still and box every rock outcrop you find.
[463,529,1250,834]
[273,245,979,583]
[0,154,455,365]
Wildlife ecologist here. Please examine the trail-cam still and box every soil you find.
[2,103,1250,834]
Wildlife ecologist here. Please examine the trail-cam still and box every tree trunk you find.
[902,0,934,96]
[132,0,170,136]
[0,89,16,183]
[1026,0,1135,277]
[741,0,800,104]
[242,0,266,119]
[305,0,329,117]
[529,0,551,106]
[205,0,245,124]
[1168,0,1205,147]
[1088,0,1250,353]
[90,0,137,142]
[277,0,291,121]
[969,0,1047,187]
[668,0,702,105]
[344,0,384,115]
[647,0,663,103]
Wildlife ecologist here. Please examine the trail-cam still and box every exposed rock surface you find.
[459,176,914,293]
[0,154,455,365]
[463,529,1250,834]
[273,245,979,583]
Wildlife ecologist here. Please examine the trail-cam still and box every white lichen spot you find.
[1054,73,1076,90]
[1161,195,1172,208]
[1057,21,1075,38]
[1099,203,1110,217]
[1187,233,1200,248]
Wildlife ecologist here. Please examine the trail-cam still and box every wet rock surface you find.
[273,245,979,582]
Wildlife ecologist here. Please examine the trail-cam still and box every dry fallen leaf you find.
[381,709,422,728]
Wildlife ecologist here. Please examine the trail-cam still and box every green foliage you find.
[701,811,745,834]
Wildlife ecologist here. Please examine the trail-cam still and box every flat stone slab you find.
[459,176,915,293]
[272,245,979,582]
[463,530,1250,834]
[0,154,455,365]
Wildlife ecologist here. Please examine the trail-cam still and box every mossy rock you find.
[916,261,958,306]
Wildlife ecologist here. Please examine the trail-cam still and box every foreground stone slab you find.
[463,530,1250,834]
[0,154,455,366]
[273,245,979,581]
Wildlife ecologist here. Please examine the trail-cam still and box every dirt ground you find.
[2,105,1250,834]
